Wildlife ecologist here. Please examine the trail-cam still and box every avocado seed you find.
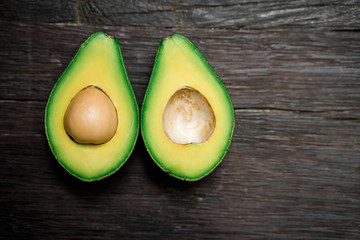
[64,86,118,144]
[162,87,215,144]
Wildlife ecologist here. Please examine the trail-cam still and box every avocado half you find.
[141,34,234,181]
[45,32,139,181]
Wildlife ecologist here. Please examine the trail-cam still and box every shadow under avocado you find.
[46,136,135,199]
[137,136,204,191]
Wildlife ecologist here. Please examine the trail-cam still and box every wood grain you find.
[1,0,77,24]
[1,23,360,115]
[1,111,359,239]
[2,0,360,30]
[1,1,360,239]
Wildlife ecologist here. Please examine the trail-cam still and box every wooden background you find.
[1,0,360,239]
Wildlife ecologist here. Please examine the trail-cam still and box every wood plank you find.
[1,22,360,116]
[1,108,359,238]
[1,0,77,24]
[1,0,359,30]
[170,0,360,30]
[0,101,46,136]
[1,8,360,239]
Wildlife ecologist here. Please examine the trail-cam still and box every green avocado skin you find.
[141,34,235,181]
[45,32,139,182]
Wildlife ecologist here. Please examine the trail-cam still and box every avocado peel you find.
[45,32,139,181]
[141,34,234,181]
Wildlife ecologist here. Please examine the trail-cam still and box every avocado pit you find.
[162,87,215,145]
[64,86,118,144]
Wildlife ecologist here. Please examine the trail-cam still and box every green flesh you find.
[141,34,234,181]
[45,32,139,181]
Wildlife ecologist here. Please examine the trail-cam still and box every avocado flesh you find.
[141,34,234,181]
[45,32,139,181]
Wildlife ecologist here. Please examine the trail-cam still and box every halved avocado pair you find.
[45,32,234,182]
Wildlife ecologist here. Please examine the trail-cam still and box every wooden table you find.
[1,1,360,239]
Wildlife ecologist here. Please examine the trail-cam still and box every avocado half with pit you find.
[45,32,139,181]
[141,34,234,181]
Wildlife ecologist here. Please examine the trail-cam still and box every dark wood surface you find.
[1,1,360,239]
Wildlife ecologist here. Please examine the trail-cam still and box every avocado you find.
[45,32,139,181]
[141,34,234,181]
